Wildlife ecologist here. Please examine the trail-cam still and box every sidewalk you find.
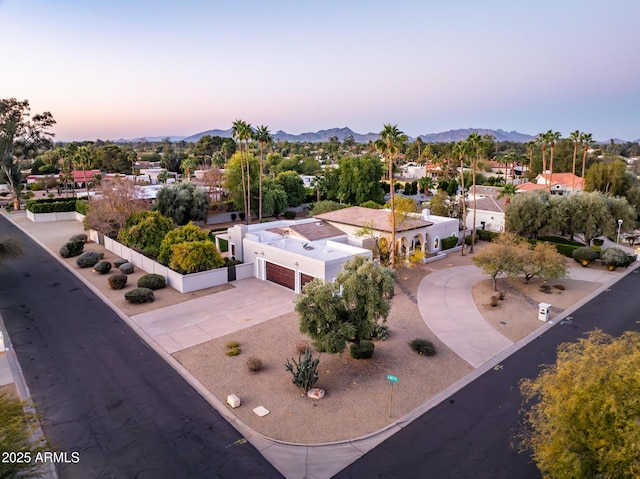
[3,209,638,479]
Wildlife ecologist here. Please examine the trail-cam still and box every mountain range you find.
[124,128,639,144]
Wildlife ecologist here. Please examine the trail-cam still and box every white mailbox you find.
[538,303,551,322]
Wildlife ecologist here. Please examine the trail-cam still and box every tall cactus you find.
[285,349,319,392]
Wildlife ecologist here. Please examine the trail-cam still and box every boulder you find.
[307,388,325,400]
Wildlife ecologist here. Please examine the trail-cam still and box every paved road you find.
[335,268,640,478]
[0,216,282,478]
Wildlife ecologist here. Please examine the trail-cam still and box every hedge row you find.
[441,236,459,250]
[26,198,88,214]
[537,236,585,247]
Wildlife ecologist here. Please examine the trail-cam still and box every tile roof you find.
[315,206,432,233]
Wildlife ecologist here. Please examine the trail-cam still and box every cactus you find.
[285,349,319,392]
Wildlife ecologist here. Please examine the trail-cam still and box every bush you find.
[108,274,128,289]
[59,240,84,258]
[552,243,581,258]
[76,251,104,268]
[26,198,77,213]
[75,199,88,215]
[350,340,375,359]
[92,261,112,274]
[370,322,389,341]
[592,238,604,247]
[119,262,134,274]
[601,247,630,269]
[538,236,585,247]
[441,236,459,250]
[69,233,87,243]
[169,240,224,274]
[225,340,239,349]
[155,182,210,226]
[572,246,599,267]
[137,273,166,290]
[112,258,128,267]
[124,287,154,304]
[285,349,319,392]
[283,210,296,219]
[476,229,500,242]
[464,234,479,245]
[158,222,208,266]
[226,347,241,357]
[117,210,173,259]
[246,357,263,372]
[409,338,436,356]
[491,295,499,307]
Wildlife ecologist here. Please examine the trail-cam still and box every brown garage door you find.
[266,262,295,290]
[300,273,315,290]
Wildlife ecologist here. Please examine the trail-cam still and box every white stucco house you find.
[219,206,459,292]
[465,185,507,233]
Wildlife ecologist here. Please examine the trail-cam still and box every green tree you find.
[376,124,407,268]
[295,256,395,357]
[254,125,272,222]
[506,190,556,239]
[520,241,568,283]
[454,140,471,254]
[472,232,525,290]
[569,130,582,192]
[223,151,259,216]
[467,132,482,252]
[584,160,629,196]
[155,182,209,226]
[169,240,224,274]
[580,132,595,179]
[337,155,384,205]
[309,200,346,216]
[275,170,306,207]
[260,177,288,217]
[231,120,250,222]
[74,146,93,200]
[158,222,208,266]
[519,330,640,478]
[117,210,173,258]
[0,394,48,479]
[545,130,562,192]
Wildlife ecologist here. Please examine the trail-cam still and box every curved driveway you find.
[417,265,514,368]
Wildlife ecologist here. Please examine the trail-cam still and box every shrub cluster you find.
[225,340,241,356]
[158,222,208,266]
[476,229,500,242]
[108,274,128,289]
[26,198,78,213]
[59,240,85,258]
[169,241,224,274]
[350,340,375,359]
[117,211,173,259]
[92,261,112,274]
[246,357,263,372]
[572,246,599,266]
[441,236,459,250]
[118,262,134,274]
[409,338,436,356]
[76,251,104,268]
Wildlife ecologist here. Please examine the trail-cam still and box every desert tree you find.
[155,182,209,226]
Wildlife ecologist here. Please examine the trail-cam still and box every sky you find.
[1,0,639,143]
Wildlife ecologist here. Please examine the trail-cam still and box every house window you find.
[434,237,440,250]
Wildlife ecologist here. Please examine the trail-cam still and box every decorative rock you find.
[307,388,325,400]
[227,394,241,408]
[118,262,134,274]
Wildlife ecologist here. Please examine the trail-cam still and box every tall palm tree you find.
[466,132,481,253]
[231,119,249,222]
[454,140,471,256]
[525,141,536,181]
[74,146,93,201]
[569,130,582,193]
[375,124,407,269]
[497,183,517,232]
[580,132,595,185]
[546,130,561,193]
[537,133,549,189]
[254,125,272,223]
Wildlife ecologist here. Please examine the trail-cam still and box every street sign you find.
[387,374,398,382]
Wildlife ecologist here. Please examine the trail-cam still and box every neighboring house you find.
[220,206,459,292]
[26,170,102,188]
[465,185,507,233]
[518,172,584,195]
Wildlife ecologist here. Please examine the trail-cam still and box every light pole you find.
[617,219,623,244]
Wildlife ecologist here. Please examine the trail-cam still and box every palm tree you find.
[546,130,561,193]
[375,124,408,268]
[254,125,272,223]
[232,119,249,223]
[525,141,536,181]
[580,132,595,184]
[74,146,93,201]
[454,140,471,256]
[537,134,549,189]
[497,183,517,232]
[466,132,481,253]
[569,130,582,193]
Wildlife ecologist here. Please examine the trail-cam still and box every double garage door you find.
[265,262,315,291]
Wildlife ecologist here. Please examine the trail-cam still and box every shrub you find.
[118,262,134,274]
[26,198,77,213]
[226,347,241,357]
[285,349,319,392]
[92,261,112,274]
[592,238,604,247]
[283,210,296,219]
[601,247,630,269]
[108,274,128,289]
[158,222,208,266]
[117,210,173,259]
[491,295,499,307]
[59,240,84,258]
[155,182,210,226]
[538,236,585,247]
[464,235,478,245]
[552,243,581,258]
[230,213,237,221]
[76,251,104,268]
[246,357,263,372]
[409,338,436,356]
[69,233,87,243]
[225,340,239,349]
[169,240,224,274]
[476,229,500,242]
[112,258,128,267]
[572,246,599,267]
[370,322,389,341]
[75,199,88,215]
[124,287,154,304]
[441,236,459,250]
[137,273,166,290]
[498,291,505,300]
[350,340,375,360]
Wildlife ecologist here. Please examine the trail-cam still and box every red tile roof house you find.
[517,172,584,195]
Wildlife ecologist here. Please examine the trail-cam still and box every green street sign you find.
[387,374,398,382]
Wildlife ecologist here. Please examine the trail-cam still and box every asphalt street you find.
[0,216,283,478]
[335,268,640,478]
